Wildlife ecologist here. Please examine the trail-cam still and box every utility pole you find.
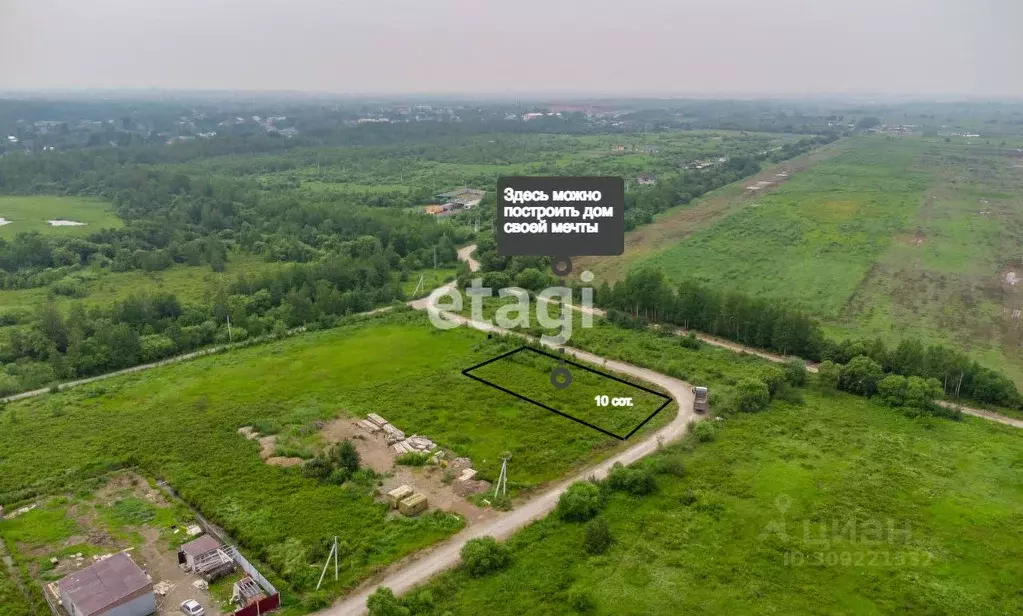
[316,536,339,590]
[492,456,509,498]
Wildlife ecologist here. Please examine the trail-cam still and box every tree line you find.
[0,244,421,397]
[599,269,1021,408]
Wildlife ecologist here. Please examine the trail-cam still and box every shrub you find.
[606,463,657,495]
[396,452,431,466]
[679,332,703,350]
[566,587,596,613]
[760,366,786,395]
[783,357,808,386]
[335,439,361,474]
[679,487,698,506]
[367,587,410,616]
[583,517,613,555]
[653,454,686,477]
[733,379,770,413]
[839,355,884,396]
[557,481,603,522]
[817,360,841,391]
[460,536,511,577]
[877,374,908,407]
[692,420,717,443]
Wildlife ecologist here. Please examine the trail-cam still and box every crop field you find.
[419,388,1023,615]
[0,310,675,602]
[0,195,123,238]
[599,135,1023,384]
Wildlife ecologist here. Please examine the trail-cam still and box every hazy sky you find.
[2,0,1021,97]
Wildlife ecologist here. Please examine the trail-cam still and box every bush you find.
[877,374,908,407]
[367,587,410,616]
[460,536,510,577]
[679,332,703,350]
[653,454,686,477]
[557,481,603,522]
[583,517,613,555]
[396,452,431,466]
[606,463,656,495]
[335,439,361,473]
[783,357,808,386]
[692,420,717,443]
[733,379,770,413]
[817,360,841,391]
[567,587,596,613]
[839,355,884,396]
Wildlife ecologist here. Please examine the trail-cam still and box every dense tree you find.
[557,481,603,522]
[733,379,771,413]
[459,536,511,577]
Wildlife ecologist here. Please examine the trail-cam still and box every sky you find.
[1,0,1022,98]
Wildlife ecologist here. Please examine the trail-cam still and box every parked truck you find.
[693,386,709,413]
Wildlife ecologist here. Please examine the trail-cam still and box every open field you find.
[0,251,287,318]
[577,138,851,283]
[0,310,675,603]
[0,195,123,238]
[418,388,1023,615]
[588,135,1023,385]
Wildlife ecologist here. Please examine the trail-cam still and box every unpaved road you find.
[536,297,1023,429]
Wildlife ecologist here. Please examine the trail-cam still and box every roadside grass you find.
[0,567,35,616]
[419,388,1023,615]
[0,310,679,600]
[402,268,457,299]
[0,195,122,238]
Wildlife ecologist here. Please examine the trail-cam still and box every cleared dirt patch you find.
[237,426,303,467]
[320,417,394,473]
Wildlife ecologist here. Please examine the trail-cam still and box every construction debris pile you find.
[448,457,491,497]
[359,413,436,454]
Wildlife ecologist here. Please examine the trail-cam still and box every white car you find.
[181,600,206,616]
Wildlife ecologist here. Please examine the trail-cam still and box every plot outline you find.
[461,345,672,440]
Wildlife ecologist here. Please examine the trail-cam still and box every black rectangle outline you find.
[461,346,672,440]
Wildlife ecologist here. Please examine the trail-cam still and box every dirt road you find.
[535,297,1023,429]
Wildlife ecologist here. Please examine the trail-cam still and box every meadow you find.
[608,135,1023,385]
[418,388,1023,615]
[0,251,286,318]
[0,195,123,238]
[0,310,679,605]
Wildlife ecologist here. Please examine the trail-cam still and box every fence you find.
[234,594,281,616]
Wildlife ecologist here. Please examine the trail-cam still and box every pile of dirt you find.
[237,427,303,467]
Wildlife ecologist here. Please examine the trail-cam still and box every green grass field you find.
[0,195,123,238]
[623,135,1023,385]
[0,310,677,602]
[418,388,1023,615]
[0,251,286,319]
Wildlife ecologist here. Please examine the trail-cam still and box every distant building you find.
[637,174,657,185]
[58,553,155,616]
[436,188,485,210]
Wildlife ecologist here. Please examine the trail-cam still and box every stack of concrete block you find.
[458,468,478,482]
[387,485,414,508]
[398,493,428,516]
[367,413,388,427]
